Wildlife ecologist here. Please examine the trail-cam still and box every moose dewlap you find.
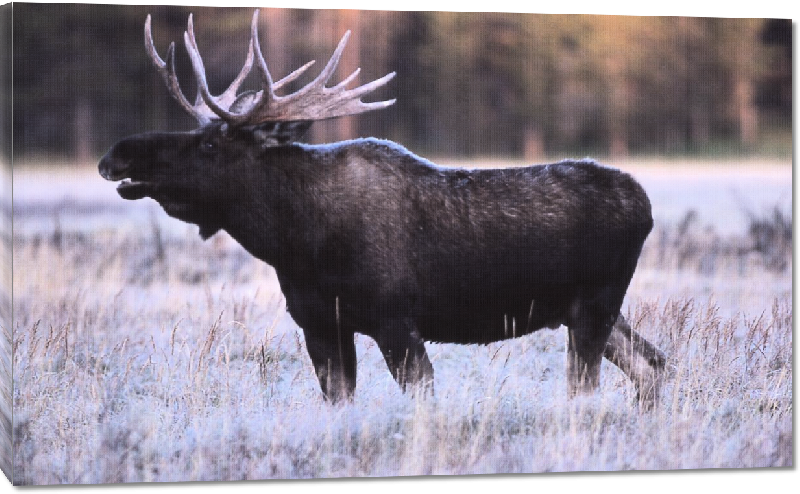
[98,10,665,407]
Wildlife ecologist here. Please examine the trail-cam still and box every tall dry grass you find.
[9,195,792,484]
[2,162,12,479]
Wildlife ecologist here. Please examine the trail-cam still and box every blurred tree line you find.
[12,3,792,162]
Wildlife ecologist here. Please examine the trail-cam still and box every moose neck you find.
[219,145,336,280]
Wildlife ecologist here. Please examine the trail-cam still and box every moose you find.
[99,11,665,406]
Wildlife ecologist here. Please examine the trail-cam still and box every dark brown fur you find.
[99,121,664,405]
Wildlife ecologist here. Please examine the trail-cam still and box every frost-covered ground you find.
[10,160,792,484]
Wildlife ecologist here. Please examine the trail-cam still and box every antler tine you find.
[245,10,316,93]
[248,12,316,95]
[332,68,361,91]
[344,71,396,98]
[236,27,396,124]
[183,9,320,126]
[299,30,351,93]
[145,15,212,124]
[274,60,316,91]
[216,37,255,108]
[250,9,276,97]
[183,14,239,121]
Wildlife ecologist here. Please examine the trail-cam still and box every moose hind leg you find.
[604,314,666,408]
[565,289,624,397]
[373,320,434,394]
[566,326,609,396]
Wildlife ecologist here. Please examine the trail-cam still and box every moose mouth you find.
[116,179,153,201]
[115,178,220,238]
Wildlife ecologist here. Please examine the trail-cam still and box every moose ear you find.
[251,121,313,148]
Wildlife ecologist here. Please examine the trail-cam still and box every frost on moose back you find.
[99,10,664,406]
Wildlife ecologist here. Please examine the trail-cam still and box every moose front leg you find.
[604,314,666,408]
[303,327,357,404]
[373,319,434,395]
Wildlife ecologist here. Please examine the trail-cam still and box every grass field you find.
[9,159,792,484]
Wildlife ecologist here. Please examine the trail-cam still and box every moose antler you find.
[145,14,253,125]
[145,10,396,127]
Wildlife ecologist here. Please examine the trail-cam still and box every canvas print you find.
[0,2,792,485]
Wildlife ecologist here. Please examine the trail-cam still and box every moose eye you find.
[200,140,217,154]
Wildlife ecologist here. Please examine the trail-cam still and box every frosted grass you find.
[10,162,792,484]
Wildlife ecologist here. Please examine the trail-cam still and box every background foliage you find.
[12,4,792,161]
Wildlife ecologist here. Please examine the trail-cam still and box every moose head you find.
[99,10,395,239]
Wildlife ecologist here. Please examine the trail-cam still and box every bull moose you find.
[99,11,665,406]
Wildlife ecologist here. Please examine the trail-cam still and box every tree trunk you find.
[74,98,92,163]
[736,78,758,146]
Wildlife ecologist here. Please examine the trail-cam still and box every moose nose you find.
[98,150,130,181]
[97,154,116,180]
